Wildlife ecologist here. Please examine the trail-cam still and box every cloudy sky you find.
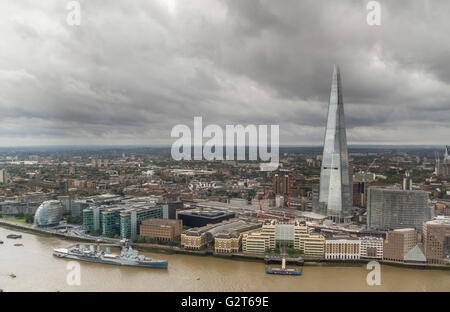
[0,0,449,146]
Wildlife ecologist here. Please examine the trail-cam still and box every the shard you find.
[317,65,352,223]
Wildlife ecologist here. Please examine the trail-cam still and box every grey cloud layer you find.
[0,0,448,146]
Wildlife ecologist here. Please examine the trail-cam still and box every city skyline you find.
[0,1,449,146]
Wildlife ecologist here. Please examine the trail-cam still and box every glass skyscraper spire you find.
[318,65,352,222]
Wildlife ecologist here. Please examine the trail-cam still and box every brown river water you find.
[0,227,449,292]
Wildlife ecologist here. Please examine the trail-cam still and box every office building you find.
[352,181,369,208]
[242,232,268,254]
[162,201,182,219]
[140,219,183,241]
[383,228,418,262]
[423,216,450,264]
[82,196,163,238]
[213,220,261,253]
[181,219,261,251]
[242,220,325,258]
[101,208,122,236]
[71,200,88,217]
[83,206,101,233]
[57,195,72,213]
[359,237,383,260]
[120,206,163,240]
[177,209,235,227]
[325,237,360,260]
[317,66,352,223]
[367,187,431,231]
[34,200,64,227]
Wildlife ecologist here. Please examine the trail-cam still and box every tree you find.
[25,214,34,224]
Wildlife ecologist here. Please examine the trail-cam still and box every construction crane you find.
[258,178,276,218]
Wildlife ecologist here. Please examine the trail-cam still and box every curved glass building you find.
[34,200,63,227]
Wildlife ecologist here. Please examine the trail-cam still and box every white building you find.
[359,237,384,260]
[325,238,361,260]
[0,169,9,184]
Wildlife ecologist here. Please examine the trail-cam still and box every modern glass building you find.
[34,200,64,227]
[120,206,163,240]
[317,65,352,223]
[102,209,122,236]
[367,187,431,231]
[82,207,101,233]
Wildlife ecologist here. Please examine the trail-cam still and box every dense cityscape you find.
[1,144,448,266]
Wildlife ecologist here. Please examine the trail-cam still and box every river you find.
[0,227,449,292]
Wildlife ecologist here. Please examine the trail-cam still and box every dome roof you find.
[34,200,63,226]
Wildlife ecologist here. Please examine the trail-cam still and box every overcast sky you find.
[0,0,449,146]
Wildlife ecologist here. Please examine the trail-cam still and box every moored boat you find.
[53,242,168,269]
[7,234,22,239]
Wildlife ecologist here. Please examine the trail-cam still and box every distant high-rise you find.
[402,170,412,190]
[0,169,8,184]
[435,146,449,178]
[317,66,352,222]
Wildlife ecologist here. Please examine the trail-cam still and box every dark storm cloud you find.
[0,0,448,146]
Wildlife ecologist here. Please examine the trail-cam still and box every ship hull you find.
[53,251,168,269]
[266,269,301,276]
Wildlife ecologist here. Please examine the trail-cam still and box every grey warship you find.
[53,240,168,269]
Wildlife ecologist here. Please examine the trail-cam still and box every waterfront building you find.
[325,237,360,260]
[383,228,418,262]
[242,232,267,254]
[317,66,352,223]
[140,219,183,241]
[101,208,122,236]
[359,237,383,260]
[0,192,49,216]
[34,200,64,227]
[214,221,261,253]
[241,220,325,257]
[181,219,261,251]
[83,207,101,233]
[422,216,450,264]
[293,222,325,257]
[302,233,325,258]
[367,187,431,231]
[181,226,211,250]
[177,209,235,227]
[82,196,164,238]
[120,206,163,240]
